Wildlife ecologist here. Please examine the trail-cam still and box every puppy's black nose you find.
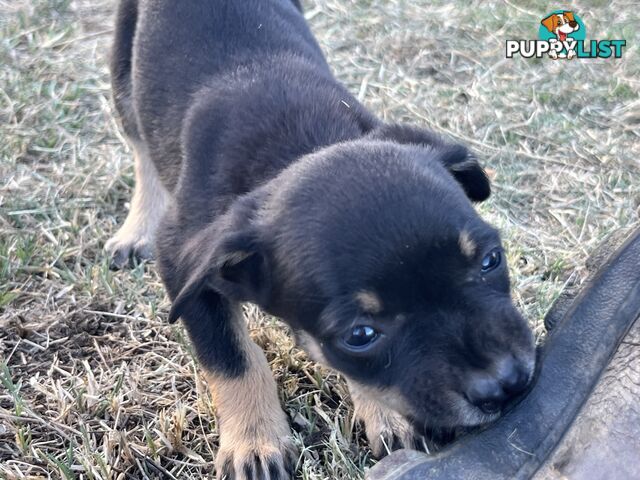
[569,20,578,28]
[465,357,531,414]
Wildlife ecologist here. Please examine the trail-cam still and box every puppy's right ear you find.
[167,223,271,324]
[156,197,273,374]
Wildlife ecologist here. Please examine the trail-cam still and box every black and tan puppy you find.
[106,1,536,478]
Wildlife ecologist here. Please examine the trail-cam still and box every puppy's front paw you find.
[350,389,423,458]
[358,403,423,458]
[215,428,296,480]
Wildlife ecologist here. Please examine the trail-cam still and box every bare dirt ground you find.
[1,0,638,478]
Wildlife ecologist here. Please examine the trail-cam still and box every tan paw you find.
[359,403,423,458]
[215,431,297,480]
[351,385,424,458]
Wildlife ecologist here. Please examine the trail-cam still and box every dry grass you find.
[1,0,638,478]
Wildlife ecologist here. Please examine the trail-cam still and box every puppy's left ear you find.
[167,223,271,324]
[367,123,491,202]
[434,143,491,202]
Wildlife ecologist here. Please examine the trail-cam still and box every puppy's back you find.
[127,0,327,188]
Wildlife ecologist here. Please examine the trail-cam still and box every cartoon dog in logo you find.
[541,11,580,59]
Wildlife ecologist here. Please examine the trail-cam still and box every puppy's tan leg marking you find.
[349,381,423,458]
[207,314,296,480]
[105,142,169,268]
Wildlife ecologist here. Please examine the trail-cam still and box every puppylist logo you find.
[506,10,626,60]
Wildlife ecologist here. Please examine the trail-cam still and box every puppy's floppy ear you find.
[367,123,491,202]
[434,143,491,202]
[564,11,575,22]
[541,14,557,33]
[167,221,271,324]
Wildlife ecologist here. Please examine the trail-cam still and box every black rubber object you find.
[367,228,640,480]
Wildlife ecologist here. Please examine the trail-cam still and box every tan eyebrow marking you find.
[355,290,383,315]
[459,229,477,258]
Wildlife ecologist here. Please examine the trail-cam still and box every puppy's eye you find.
[344,325,379,349]
[481,249,501,273]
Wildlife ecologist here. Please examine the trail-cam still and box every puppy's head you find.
[541,11,579,35]
[170,124,535,430]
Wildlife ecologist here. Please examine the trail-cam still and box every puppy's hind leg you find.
[106,0,169,269]
[105,144,169,269]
